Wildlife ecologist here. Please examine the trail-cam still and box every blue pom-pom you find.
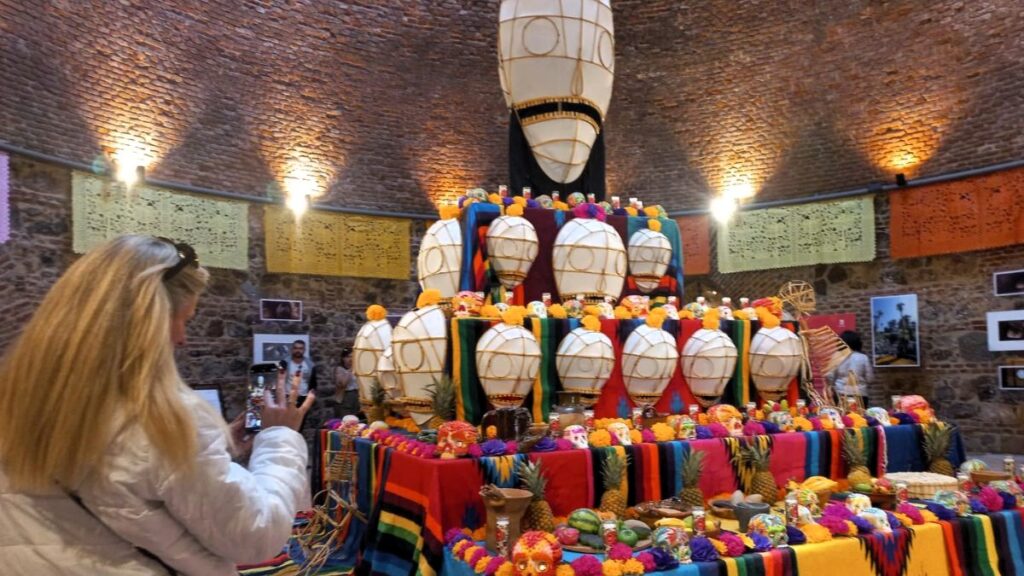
[695,425,713,439]
[532,436,557,452]
[893,412,916,426]
[970,498,988,514]
[925,501,957,521]
[648,547,679,570]
[999,492,1017,511]
[850,514,874,534]
[749,532,772,552]
[690,536,721,562]
[526,199,540,209]
[761,421,782,435]
[866,416,881,427]
[502,197,514,206]
[886,511,902,529]
[786,524,806,545]
[612,208,629,216]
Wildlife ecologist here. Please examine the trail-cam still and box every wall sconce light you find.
[710,195,738,223]
[895,173,908,187]
[286,193,311,217]
[110,142,151,187]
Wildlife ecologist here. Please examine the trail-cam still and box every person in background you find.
[829,330,875,407]
[285,339,317,406]
[0,235,314,574]
[334,347,361,419]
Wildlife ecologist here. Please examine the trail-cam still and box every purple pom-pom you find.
[479,439,508,456]
[612,208,629,216]
[761,421,782,435]
[999,492,1017,511]
[324,418,342,430]
[969,498,988,514]
[648,547,679,571]
[533,436,558,452]
[709,423,730,438]
[749,532,772,552]
[925,501,957,521]
[886,511,902,529]
[786,524,806,545]
[502,197,514,206]
[526,199,540,209]
[695,425,713,439]
[850,514,874,534]
[743,420,766,436]
[690,536,720,561]
[458,196,468,208]
[823,501,854,520]
[893,412,916,426]
[866,416,881,427]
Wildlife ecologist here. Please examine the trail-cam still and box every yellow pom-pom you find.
[792,417,814,432]
[475,557,492,573]
[625,207,638,217]
[417,289,442,308]
[583,305,602,317]
[892,512,912,528]
[646,309,667,328]
[647,218,662,233]
[553,201,570,211]
[601,559,623,576]
[756,306,781,329]
[366,304,388,321]
[702,308,720,330]
[651,422,675,443]
[463,198,475,208]
[848,413,868,428]
[548,304,567,319]
[589,429,611,448]
[622,558,645,575]
[800,523,833,543]
[495,561,514,576]
[643,206,660,218]
[438,205,461,220]
[488,193,502,205]
[710,538,729,555]
[629,429,643,445]
[679,309,695,320]
[512,195,527,206]
[501,307,525,326]
[556,564,576,576]
[480,305,501,318]
[582,315,601,332]
[506,204,525,217]
[614,306,633,320]
[920,509,939,523]
[732,309,747,320]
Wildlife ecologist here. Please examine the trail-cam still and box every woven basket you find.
[972,470,1012,484]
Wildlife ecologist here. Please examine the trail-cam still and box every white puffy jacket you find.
[0,391,310,574]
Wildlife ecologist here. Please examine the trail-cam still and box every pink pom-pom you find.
[505,441,518,455]
[819,514,850,536]
[718,532,746,557]
[897,502,924,525]
[743,421,766,436]
[841,415,855,428]
[608,543,633,561]
[570,555,603,576]
[709,423,730,438]
[980,486,1004,512]
[555,438,575,451]
[641,428,657,443]
[468,444,484,458]
[823,501,854,520]
[484,556,506,576]
[810,417,823,431]
[636,552,657,571]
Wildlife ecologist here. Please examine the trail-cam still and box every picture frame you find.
[253,333,310,363]
[993,269,1024,297]
[260,299,303,322]
[998,366,1024,390]
[192,385,226,419]
[870,294,920,367]
[986,310,1024,352]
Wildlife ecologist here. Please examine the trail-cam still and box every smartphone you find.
[246,362,281,432]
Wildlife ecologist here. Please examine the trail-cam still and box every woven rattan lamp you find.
[418,218,462,298]
[477,311,541,440]
[392,305,448,427]
[680,328,738,407]
[552,217,626,303]
[749,326,803,401]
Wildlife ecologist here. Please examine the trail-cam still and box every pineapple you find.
[368,378,387,422]
[599,451,629,518]
[923,423,955,477]
[679,451,706,508]
[426,376,457,428]
[843,429,872,486]
[519,460,555,532]
[741,443,778,504]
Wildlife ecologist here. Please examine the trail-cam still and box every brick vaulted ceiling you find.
[0,0,1021,213]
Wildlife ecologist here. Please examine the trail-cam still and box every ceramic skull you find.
[797,505,814,526]
[858,508,891,533]
[819,407,846,429]
[660,303,680,320]
[597,301,616,319]
[452,291,484,317]
[340,415,365,436]
[865,407,890,425]
[563,425,589,449]
[436,421,479,459]
[708,404,744,437]
[845,493,872,515]
[607,422,632,446]
[512,531,563,576]
[527,300,548,319]
[652,526,689,561]
[766,408,794,431]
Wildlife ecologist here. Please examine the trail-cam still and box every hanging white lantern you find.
[621,324,678,406]
[486,214,539,289]
[498,0,614,183]
[628,227,671,294]
[353,318,393,403]
[552,218,626,303]
[680,328,737,407]
[749,326,803,401]
[392,305,448,425]
[418,218,462,297]
[375,346,399,401]
[476,322,542,408]
[556,326,614,398]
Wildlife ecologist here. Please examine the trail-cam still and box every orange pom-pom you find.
[505,204,525,217]
[488,193,502,205]
[756,306,781,328]
[480,305,501,318]
[702,308,721,330]
[625,207,638,217]
[501,307,525,326]
[438,205,461,220]
[581,315,601,332]
[512,196,527,206]
[614,306,633,320]
[366,304,388,321]
[643,206,660,218]
[552,201,570,211]
[646,309,667,328]
[417,289,442,308]
[548,304,568,319]
[647,218,662,233]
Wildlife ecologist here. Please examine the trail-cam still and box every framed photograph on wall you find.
[870,294,920,367]
[191,385,226,418]
[994,269,1024,297]
[999,366,1024,390]
[260,299,303,322]
[987,310,1024,351]
[253,333,310,363]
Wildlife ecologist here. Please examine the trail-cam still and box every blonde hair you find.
[0,235,210,490]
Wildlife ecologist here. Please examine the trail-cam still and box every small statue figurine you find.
[562,425,589,449]
[437,421,479,459]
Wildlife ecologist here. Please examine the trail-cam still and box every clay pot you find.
[480,487,533,553]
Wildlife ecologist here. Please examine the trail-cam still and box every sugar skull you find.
[340,415,365,436]
[933,490,972,517]
[898,395,936,423]
[766,406,794,431]
[796,505,814,526]
[791,488,821,515]
[819,407,845,429]
[845,493,872,515]
[707,404,744,437]
[563,425,589,449]
[667,415,696,439]
[660,303,680,320]
[717,305,734,321]
[527,300,548,319]
[534,195,554,209]
[621,295,649,318]
[436,421,479,459]
[597,300,616,319]
[865,407,890,426]
[683,302,705,320]
[563,298,584,318]
[652,526,689,562]
[858,508,892,534]
[566,192,586,207]
[747,513,787,547]
[467,188,489,203]
[607,422,632,446]
[512,531,563,576]
[452,291,484,317]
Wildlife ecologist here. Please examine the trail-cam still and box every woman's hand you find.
[228,412,254,460]
[261,369,315,431]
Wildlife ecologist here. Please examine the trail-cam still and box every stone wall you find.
[696,194,1024,453]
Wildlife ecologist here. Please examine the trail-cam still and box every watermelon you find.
[568,509,602,535]
[617,527,639,546]
[579,533,604,550]
[623,520,651,540]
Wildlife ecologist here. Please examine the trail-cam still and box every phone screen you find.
[246,362,280,432]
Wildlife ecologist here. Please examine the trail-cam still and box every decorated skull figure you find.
[660,303,680,320]
[607,422,632,446]
[527,301,548,319]
[597,301,616,319]
[766,407,794,431]
[436,421,479,459]
[865,407,891,426]
[791,488,821,515]
[652,526,690,562]
[858,508,892,534]
[708,404,744,437]
[512,531,563,576]
[340,415,365,436]
[452,291,484,317]
[797,505,815,526]
[845,493,872,515]
[563,425,589,449]
[933,490,972,517]
[819,407,846,429]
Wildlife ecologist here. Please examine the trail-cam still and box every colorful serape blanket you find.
[451,317,803,425]
[442,510,1024,576]
[352,426,964,575]
[457,202,685,304]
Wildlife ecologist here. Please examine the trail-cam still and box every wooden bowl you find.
[634,499,691,528]
[564,540,651,554]
[972,470,1011,484]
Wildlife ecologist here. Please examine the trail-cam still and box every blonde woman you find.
[0,235,315,575]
